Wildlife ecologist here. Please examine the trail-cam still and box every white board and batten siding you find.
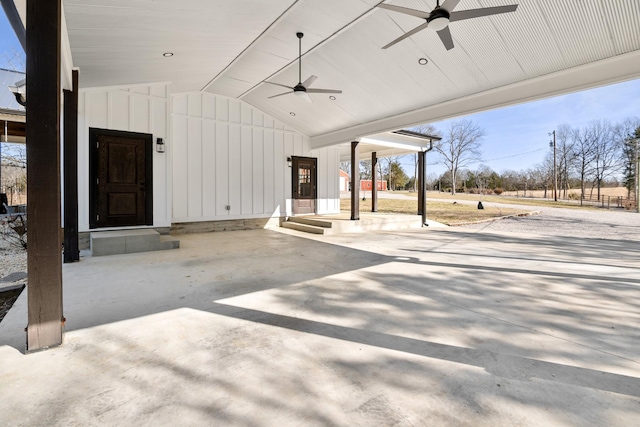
[77,83,171,232]
[171,92,340,223]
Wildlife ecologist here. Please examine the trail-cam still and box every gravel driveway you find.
[344,191,640,241]
[449,199,640,241]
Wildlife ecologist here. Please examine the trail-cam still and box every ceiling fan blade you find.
[306,89,342,94]
[450,5,518,22]
[382,21,430,49]
[302,75,318,88]
[378,3,431,19]
[264,81,294,90]
[301,92,312,103]
[437,26,455,50]
[267,91,292,99]
[440,0,462,13]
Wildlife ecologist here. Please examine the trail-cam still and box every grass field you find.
[340,198,532,225]
[411,191,627,210]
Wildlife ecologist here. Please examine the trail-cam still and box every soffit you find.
[25,0,640,142]
[238,0,640,139]
[62,0,297,93]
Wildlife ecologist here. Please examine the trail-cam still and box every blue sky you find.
[0,8,23,70]
[418,78,640,177]
[2,8,638,177]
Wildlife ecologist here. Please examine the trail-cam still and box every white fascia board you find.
[12,0,25,24]
[311,50,640,149]
[0,110,26,121]
[362,133,433,150]
[359,138,423,152]
[61,4,74,91]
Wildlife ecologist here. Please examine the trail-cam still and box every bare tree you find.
[410,124,440,191]
[572,125,597,204]
[554,124,576,199]
[434,119,484,195]
[589,120,620,199]
[359,159,372,180]
[0,47,26,72]
[1,144,27,205]
[339,161,350,174]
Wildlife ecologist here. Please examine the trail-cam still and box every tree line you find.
[341,117,640,201]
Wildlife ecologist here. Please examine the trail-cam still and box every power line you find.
[421,147,547,167]
[478,147,547,164]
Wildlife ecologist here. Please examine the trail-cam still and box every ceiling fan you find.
[265,32,342,103]
[378,0,518,50]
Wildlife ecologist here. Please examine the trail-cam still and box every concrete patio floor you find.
[1,226,639,426]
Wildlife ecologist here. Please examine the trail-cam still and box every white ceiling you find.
[25,1,640,146]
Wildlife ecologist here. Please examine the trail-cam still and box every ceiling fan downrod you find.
[297,32,303,85]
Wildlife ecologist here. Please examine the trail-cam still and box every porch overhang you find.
[0,110,26,144]
[338,129,441,162]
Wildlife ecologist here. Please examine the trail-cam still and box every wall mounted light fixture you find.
[156,137,166,153]
[287,156,292,167]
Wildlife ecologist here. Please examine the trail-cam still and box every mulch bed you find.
[0,283,25,324]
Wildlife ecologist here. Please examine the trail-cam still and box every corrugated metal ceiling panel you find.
[58,0,640,137]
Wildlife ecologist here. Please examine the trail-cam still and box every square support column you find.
[63,69,79,263]
[350,141,359,220]
[418,151,424,215]
[418,151,426,226]
[26,0,64,351]
[371,152,378,213]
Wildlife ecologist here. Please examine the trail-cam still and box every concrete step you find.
[286,216,333,229]
[91,229,180,256]
[280,221,329,235]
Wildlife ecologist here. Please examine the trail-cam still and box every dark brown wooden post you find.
[26,0,64,351]
[418,150,424,215]
[371,152,378,212]
[350,141,359,220]
[64,70,79,263]
[418,151,426,225]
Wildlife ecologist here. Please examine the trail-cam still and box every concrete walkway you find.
[1,226,639,426]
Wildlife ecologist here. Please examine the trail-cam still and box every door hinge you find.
[96,141,99,148]
[97,214,100,221]
[96,178,99,184]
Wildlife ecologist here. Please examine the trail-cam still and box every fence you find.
[581,194,637,209]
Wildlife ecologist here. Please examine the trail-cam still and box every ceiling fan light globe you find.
[294,90,305,97]
[429,16,449,31]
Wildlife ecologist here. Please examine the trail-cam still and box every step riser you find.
[281,216,422,235]
[281,222,326,235]
[286,217,333,228]
[91,230,180,256]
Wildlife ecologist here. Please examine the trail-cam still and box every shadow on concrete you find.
[2,226,639,425]
[206,302,640,398]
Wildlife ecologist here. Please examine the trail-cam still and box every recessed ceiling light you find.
[163,52,174,57]
[289,112,296,116]
[418,58,428,65]
[329,95,336,100]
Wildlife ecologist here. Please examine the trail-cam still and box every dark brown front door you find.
[89,128,153,229]
[292,156,317,215]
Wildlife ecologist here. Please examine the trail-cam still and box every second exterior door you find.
[292,156,317,215]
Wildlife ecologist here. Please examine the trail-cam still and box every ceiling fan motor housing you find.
[427,7,450,30]
[428,7,450,23]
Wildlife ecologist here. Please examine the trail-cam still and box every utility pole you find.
[634,137,639,214]
[549,130,557,202]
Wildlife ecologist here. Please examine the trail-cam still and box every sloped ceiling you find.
[59,0,640,146]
